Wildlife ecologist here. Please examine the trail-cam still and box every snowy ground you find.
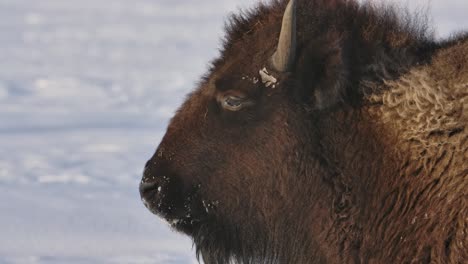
[0,0,466,263]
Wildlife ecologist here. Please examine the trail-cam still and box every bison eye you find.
[222,95,247,111]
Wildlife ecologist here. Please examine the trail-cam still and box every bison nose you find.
[140,159,178,216]
[139,180,164,216]
[140,158,204,224]
[140,157,210,233]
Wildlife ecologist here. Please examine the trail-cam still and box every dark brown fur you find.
[140,0,468,263]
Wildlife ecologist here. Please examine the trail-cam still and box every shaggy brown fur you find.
[140,0,467,263]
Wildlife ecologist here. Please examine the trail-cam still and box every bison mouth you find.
[139,178,214,235]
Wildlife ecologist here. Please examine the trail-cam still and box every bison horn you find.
[271,0,297,72]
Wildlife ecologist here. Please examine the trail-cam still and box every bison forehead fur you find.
[140,0,468,263]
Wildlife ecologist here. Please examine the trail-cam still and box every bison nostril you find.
[139,181,160,195]
[144,160,151,169]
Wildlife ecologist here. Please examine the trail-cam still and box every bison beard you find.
[140,0,468,263]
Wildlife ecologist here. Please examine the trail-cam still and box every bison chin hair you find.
[193,216,270,264]
[192,210,325,264]
[193,218,277,264]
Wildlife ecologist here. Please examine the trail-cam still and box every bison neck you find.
[314,106,435,262]
[301,107,386,263]
[313,40,468,261]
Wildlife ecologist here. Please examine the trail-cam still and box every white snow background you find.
[0,0,466,263]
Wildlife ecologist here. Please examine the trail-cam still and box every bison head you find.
[141,0,374,262]
[139,0,468,262]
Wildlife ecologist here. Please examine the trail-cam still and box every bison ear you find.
[296,32,348,110]
[270,0,296,72]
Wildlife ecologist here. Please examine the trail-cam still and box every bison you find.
[140,0,467,263]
